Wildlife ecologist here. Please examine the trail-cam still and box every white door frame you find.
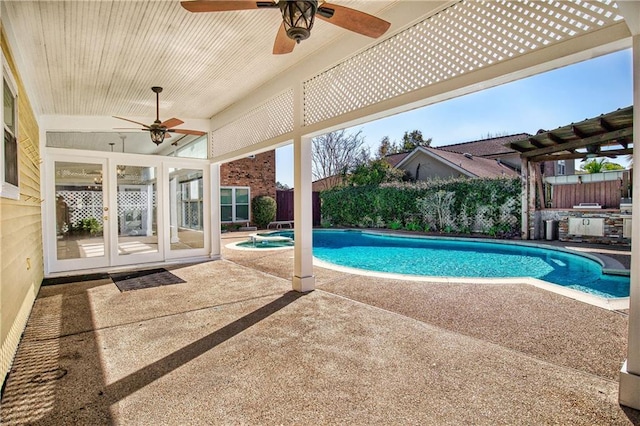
[44,147,212,275]
[45,152,111,273]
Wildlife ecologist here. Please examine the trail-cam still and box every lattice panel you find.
[57,190,154,228]
[117,191,150,216]
[303,0,622,126]
[211,89,294,158]
[57,191,104,227]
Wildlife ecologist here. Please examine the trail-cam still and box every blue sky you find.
[276,49,633,187]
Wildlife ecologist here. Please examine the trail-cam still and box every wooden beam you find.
[547,132,566,145]
[528,147,634,162]
[521,157,529,240]
[527,137,547,149]
[520,127,633,158]
[572,125,588,139]
[535,162,545,209]
[599,117,615,132]
[619,137,631,149]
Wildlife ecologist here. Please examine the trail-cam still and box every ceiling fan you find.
[180,0,391,54]
[113,87,206,145]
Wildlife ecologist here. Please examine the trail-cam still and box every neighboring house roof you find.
[438,133,531,157]
[384,151,411,167]
[395,146,519,178]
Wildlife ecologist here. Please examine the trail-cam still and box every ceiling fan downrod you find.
[150,86,167,145]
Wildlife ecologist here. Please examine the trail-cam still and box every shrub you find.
[320,177,521,237]
[252,195,277,229]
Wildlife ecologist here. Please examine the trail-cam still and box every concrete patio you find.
[1,232,639,425]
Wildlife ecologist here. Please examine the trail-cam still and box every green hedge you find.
[320,177,521,236]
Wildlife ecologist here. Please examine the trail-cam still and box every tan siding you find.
[1,28,43,385]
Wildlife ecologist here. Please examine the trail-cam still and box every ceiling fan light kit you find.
[281,0,317,43]
[149,125,167,146]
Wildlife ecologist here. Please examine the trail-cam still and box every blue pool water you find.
[270,230,629,298]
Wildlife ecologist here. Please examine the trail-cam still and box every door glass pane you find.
[169,168,204,250]
[117,165,158,255]
[55,162,105,260]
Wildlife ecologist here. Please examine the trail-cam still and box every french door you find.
[46,150,210,274]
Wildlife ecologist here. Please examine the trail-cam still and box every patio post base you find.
[619,360,640,409]
[292,275,315,293]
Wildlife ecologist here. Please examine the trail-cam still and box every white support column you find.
[292,133,315,292]
[620,33,640,410]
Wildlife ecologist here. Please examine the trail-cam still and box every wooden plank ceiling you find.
[508,106,634,163]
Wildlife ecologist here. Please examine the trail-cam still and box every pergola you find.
[2,0,640,410]
[508,105,634,237]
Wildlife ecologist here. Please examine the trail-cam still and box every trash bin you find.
[545,220,558,241]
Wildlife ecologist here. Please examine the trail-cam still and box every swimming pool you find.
[268,229,629,299]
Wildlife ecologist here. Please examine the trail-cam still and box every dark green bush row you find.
[320,177,521,236]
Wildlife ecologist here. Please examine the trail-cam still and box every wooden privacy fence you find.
[551,180,623,209]
[276,190,321,227]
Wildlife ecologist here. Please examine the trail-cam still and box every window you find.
[557,160,566,176]
[220,187,250,223]
[175,136,208,159]
[1,52,19,199]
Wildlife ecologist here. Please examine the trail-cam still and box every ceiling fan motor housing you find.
[281,0,317,43]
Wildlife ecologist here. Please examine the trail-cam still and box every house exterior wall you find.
[402,152,466,181]
[219,151,276,222]
[1,29,43,385]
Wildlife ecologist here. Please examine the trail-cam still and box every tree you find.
[276,181,290,190]
[348,159,407,186]
[401,130,432,151]
[580,158,624,173]
[376,136,402,158]
[312,129,370,182]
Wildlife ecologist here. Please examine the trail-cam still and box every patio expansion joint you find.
[24,292,290,344]
[316,288,622,386]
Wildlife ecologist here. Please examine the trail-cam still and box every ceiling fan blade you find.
[317,3,391,38]
[167,128,207,136]
[114,127,147,131]
[161,118,184,128]
[180,1,274,13]
[113,116,150,128]
[273,22,296,55]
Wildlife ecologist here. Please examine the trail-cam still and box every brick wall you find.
[220,151,276,223]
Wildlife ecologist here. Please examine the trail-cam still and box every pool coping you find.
[227,229,630,310]
[312,258,629,311]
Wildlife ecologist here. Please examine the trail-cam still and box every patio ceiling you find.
[1,0,416,120]
[508,106,634,163]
